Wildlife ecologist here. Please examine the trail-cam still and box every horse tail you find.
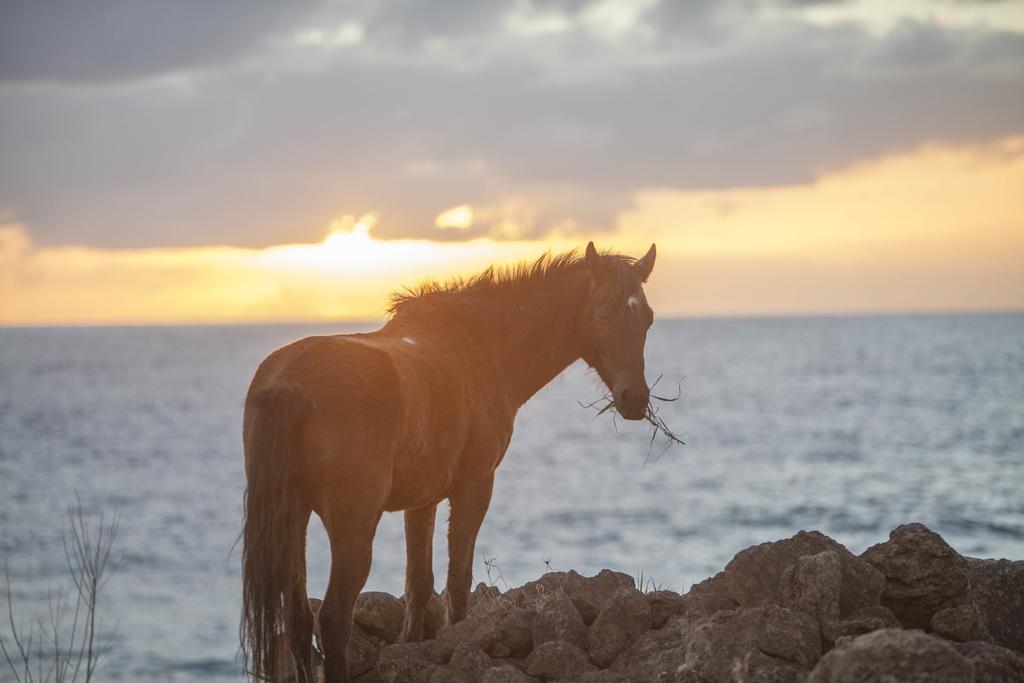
[240,383,311,682]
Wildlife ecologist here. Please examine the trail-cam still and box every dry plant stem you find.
[578,374,686,463]
[0,498,120,683]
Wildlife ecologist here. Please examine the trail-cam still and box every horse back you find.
[246,329,513,511]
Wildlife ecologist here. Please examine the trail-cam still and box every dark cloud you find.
[0,0,321,83]
[0,1,1022,247]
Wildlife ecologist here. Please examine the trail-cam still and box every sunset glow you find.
[1,138,1022,326]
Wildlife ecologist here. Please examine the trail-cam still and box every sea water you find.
[1,314,1022,680]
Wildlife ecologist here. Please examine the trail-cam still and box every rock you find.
[645,590,685,628]
[677,591,739,620]
[505,570,634,624]
[355,592,406,644]
[579,672,636,683]
[683,605,822,682]
[611,604,821,682]
[824,604,901,642]
[780,550,897,644]
[932,603,991,643]
[425,592,449,639]
[532,590,588,650]
[436,612,502,660]
[587,587,652,667]
[469,582,504,616]
[721,530,884,618]
[448,641,494,678]
[436,607,535,660]
[607,619,690,680]
[349,624,383,677]
[493,608,536,659]
[302,600,378,680]
[953,641,1024,683]
[967,558,1024,654]
[376,640,444,683]
[860,523,969,630]
[808,628,974,682]
[480,664,540,682]
[428,667,472,683]
[525,640,598,681]
[781,550,842,624]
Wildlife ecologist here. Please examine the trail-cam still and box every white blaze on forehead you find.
[627,295,641,309]
[402,337,417,345]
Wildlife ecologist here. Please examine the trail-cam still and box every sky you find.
[1,0,1023,324]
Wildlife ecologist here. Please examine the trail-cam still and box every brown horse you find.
[240,241,657,681]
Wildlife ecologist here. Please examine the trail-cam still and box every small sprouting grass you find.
[634,569,673,594]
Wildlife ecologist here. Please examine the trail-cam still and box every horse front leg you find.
[445,472,494,624]
[400,503,437,642]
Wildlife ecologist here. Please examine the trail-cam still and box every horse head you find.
[581,241,657,421]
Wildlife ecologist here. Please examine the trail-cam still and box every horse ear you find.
[585,241,603,282]
[634,243,656,282]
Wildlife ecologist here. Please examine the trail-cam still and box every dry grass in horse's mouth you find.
[578,375,686,460]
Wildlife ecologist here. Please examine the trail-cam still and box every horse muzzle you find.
[613,383,649,421]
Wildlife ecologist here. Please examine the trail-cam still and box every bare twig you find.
[483,556,509,591]
[1,497,120,683]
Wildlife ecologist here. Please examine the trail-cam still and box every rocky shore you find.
[309,523,1024,682]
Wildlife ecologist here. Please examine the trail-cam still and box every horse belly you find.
[383,431,465,511]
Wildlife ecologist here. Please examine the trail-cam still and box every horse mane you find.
[386,249,638,321]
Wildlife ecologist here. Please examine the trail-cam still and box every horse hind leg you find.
[400,503,438,642]
[288,510,315,683]
[445,473,494,624]
[319,504,382,683]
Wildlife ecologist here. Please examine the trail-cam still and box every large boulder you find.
[447,641,495,679]
[480,665,540,682]
[425,593,449,639]
[492,608,537,658]
[532,590,588,650]
[644,590,685,629]
[860,523,969,630]
[579,672,636,683]
[436,611,502,660]
[468,582,504,616]
[606,617,690,680]
[525,640,598,681]
[376,640,444,683]
[435,607,535,660]
[808,629,974,682]
[612,605,821,682]
[953,641,1024,683]
[356,592,406,644]
[306,599,380,680]
[504,570,635,624]
[781,550,897,644]
[349,624,383,677]
[706,530,885,618]
[931,603,991,643]
[683,605,822,682]
[587,587,652,667]
[967,558,1024,654]
[427,667,472,683]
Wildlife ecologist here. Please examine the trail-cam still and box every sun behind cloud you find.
[1,137,1022,326]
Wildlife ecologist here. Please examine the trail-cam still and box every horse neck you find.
[489,269,590,406]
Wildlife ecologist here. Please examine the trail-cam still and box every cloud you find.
[0,1,1022,248]
[2,137,1022,324]
[0,0,323,84]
